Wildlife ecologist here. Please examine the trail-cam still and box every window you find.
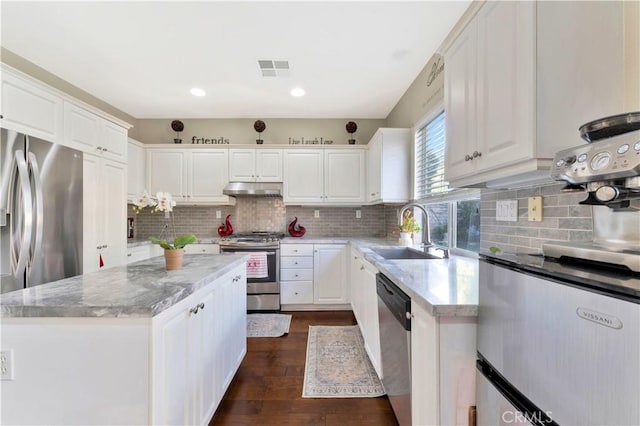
[413,109,480,253]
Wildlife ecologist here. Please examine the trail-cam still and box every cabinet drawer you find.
[184,244,220,254]
[281,281,314,304]
[280,256,313,269]
[126,246,151,264]
[280,268,313,281]
[280,244,314,257]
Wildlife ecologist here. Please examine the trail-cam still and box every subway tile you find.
[558,218,592,230]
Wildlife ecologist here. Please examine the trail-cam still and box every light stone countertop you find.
[127,237,221,247]
[0,254,248,318]
[282,237,478,317]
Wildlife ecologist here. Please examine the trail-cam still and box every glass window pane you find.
[425,203,449,247]
[456,199,480,252]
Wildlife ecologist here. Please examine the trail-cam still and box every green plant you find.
[399,216,422,234]
[150,234,197,250]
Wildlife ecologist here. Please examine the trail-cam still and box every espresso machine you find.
[543,112,640,273]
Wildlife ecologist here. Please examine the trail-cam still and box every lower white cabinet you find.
[83,153,127,273]
[313,244,348,304]
[184,244,220,255]
[126,244,163,264]
[152,264,246,425]
[411,300,477,426]
[280,244,315,305]
[0,263,247,426]
[349,248,381,376]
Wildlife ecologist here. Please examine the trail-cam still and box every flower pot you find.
[398,232,412,247]
[164,248,184,270]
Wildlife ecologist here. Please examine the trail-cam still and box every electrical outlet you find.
[355,210,361,219]
[1,350,14,380]
[215,210,221,219]
[496,200,518,222]
[314,210,320,218]
[528,196,543,222]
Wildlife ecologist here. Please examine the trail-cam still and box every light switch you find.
[216,210,221,219]
[496,200,518,222]
[314,210,320,218]
[528,196,543,222]
[356,210,361,219]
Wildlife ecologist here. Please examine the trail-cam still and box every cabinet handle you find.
[102,148,108,152]
[294,261,298,265]
[294,274,299,278]
[103,244,108,248]
[360,266,365,271]
[370,193,375,196]
[354,256,358,259]
[127,253,132,257]
[96,146,103,151]
[96,245,101,250]
[472,151,482,159]
[464,154,472,162]
[190,302,205,315]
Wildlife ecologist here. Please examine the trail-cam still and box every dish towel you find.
[246,252,269,279]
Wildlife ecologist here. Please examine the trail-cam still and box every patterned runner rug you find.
[246,313,292,337]
[303,325,385,398]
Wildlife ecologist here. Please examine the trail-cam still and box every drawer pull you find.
[189,302,205,315]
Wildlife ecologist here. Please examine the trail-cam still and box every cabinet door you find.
[1,71,63,143]
[367,133,382,202]
[101,120,128,163]
[102,159,127,269]
[64,102,102,153]
[475,1,535,172]
[324,150,366,203]
[411,300,438,426]
[127,140,146,201]
[313,244,348,304]
[444,19,478,181]
[147,149,187,200]
[361,261,382,377]
[82,154,101,273]
[255,149,283,181]
[189,149,229,202]
[228,149,256,181]
[283,150,324,203]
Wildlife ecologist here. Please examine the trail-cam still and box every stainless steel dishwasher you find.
[377,273,411,426]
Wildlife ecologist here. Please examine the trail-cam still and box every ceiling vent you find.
[258,60,290,77]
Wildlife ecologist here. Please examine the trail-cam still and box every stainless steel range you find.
[219,232,284,311]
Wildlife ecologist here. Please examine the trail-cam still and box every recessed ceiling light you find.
[190,88,206,97]
[290,87,305,97]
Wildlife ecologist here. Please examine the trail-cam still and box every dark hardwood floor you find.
[210,311,399,426]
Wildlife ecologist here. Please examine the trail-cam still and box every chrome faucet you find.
[398,202,432,251]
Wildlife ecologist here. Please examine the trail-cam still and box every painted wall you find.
[386,53,444,128]
[624,0,640,111]
[1,48,138,134]
[134,118,386,146]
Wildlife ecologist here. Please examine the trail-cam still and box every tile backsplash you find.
[480,183,593,254]
[129,198,402,240]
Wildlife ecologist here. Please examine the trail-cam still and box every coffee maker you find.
[543,112,640,273]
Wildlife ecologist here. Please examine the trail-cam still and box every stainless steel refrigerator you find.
[1,128,83,294]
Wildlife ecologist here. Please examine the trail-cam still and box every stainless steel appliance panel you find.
[377,273,411,426]
[1,129,83,293]
[478,260,640,425]
[476,372,534,426]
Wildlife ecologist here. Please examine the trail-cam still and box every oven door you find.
[220,246,280,311]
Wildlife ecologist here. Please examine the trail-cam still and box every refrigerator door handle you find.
[27,151,44,265]
[8,150,33,277]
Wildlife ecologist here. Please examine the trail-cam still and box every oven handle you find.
[222,251,277,256]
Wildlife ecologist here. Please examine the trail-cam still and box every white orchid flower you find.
[155,192,176,212]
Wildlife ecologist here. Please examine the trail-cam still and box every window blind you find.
[415,111,448,199]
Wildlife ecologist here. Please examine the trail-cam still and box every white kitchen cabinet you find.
[367,128,411,204]
[147,147,234,205]
[83,153,127,273]
[127,138,146,202]
[64,101,128,163]
[184,244,220,254]
[280,244,314,306]
[411,300,477,426]
[313,244,348,304]
[151,264,246,425]
[228,148,283,182]
[283,148,366,205]
[0,67,63,143]
[349,247,381,376]
[444,1,624,188]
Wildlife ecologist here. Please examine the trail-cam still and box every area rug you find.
[302,325,385,398]
[246,313,292,338]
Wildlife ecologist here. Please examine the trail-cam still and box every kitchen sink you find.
[371,247,442,260]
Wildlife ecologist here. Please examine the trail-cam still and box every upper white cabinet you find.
[228,148,283,182]
[127,138,146,202]
[147,147,234,205]
[283,148,366,205]
[367,128,410,203]
[64,101,128,163]
[0,69,63,143]
[444,1,624,188]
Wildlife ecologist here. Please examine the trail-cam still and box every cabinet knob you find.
[103,148,108,152]
[360,266,365,271]
[103,244,108,248]
[127,253,132,257]
[97,146,103,151]
[294,261,298,265]
[406,312,414,319]
[472,151,482,159]
[294,274,299,278]
[465,154,472,162]
[96,246,101,250]
[370,193,375,196]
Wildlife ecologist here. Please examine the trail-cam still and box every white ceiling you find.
[0,1,470,119]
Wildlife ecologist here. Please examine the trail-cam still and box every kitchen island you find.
[0,253,248,426]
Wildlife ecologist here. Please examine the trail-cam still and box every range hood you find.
[223,182,283,197]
